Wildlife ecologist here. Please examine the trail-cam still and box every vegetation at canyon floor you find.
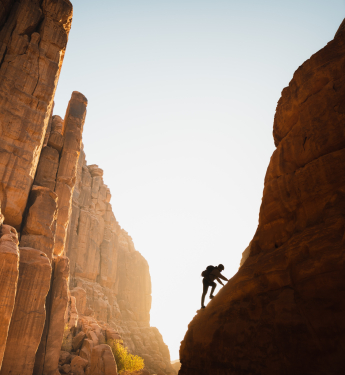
[108,340,145,373]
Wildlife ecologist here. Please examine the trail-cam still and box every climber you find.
[201,264,228,309]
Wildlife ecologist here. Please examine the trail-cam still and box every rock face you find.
[0,247,52,375]
[0,0,73,230]
[0,3,175,375]
[64,152,175,375]
[0,218,19,369]
[54,92,88,256]
[179,23,345,375]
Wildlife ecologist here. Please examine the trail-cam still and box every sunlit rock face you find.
[0,0,73,230]
[65,152,176,375]
[179,24,345,375]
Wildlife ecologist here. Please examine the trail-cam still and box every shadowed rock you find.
[179,20,345,375]
[0,221,19,369]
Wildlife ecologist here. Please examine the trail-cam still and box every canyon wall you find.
[63,151,175,375]
[0,0,73,230]
[0,1,175,375]
[179,21,345,375]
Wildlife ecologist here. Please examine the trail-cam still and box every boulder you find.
[70,356,88,375]
[73,332,86,351]
[90,345,117,375]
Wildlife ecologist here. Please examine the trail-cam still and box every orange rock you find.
[80,339,94,363]
[0,223,19,369]
[20,185,58,260]
[70,287,87,315]
[73,332,86,351]
[54,92,88,256]
[70,355,88,375]
[36,257,70,375]
[90,345,117,375]
[179,22,345,375]
[65,153,175,375]
[1,247,51,375]
[34,147,60,191]
[0,0,73,230]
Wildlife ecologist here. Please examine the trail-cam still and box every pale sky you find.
[54,0,345,361]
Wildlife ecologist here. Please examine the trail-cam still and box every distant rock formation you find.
[63,151,176,375]
[179,20,345,375]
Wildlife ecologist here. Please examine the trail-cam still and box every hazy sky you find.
[54,0,345,361]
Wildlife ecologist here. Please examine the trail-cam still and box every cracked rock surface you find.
[0,0,72,230]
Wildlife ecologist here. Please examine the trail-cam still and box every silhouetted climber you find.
[201,264,228,309]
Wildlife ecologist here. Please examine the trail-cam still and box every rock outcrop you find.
[179,21,345,375]
[0,2,175,375]
[64,152,176,375]
[0,0,73,230]
[0,247,52,375]
[0,216,19,369]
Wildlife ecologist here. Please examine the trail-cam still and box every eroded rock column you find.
[54,91,88,256]
[0,214,19,370]
[0,247,51,375]
[0,0,73,230]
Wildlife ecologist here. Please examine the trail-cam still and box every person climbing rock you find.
[201,264,228,309]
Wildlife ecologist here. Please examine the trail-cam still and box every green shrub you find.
[108,339,144,373]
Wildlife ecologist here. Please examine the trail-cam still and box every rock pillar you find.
[20,186,58,260]
[0,217,19,370]
[0,0,73,230]
[54,91,88,256]
[0,247,51,375]
[34,257,70,375]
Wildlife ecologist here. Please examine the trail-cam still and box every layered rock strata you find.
[63,153,175,375]
[179,22,345,375]
[0,0,73,230]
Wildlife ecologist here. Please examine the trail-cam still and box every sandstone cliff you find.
[62,151,176,375]
[0,0,73,230]
[179,21,345,375]
[0,2,175,374]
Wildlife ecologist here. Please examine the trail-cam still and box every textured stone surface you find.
[34,146,60,191]
[0,222,19,369]
[1,247,51,375]
[70,355,88,375]
[73,331,86,351]
[179,26,345,375]
[54,91,88,256]
[64,153,175,375]
[90,344,117,375]
[20,185,58,260]
[34,256,70,375]
[0,0,73,230]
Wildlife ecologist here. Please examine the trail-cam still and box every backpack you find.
[201,265,215,278]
